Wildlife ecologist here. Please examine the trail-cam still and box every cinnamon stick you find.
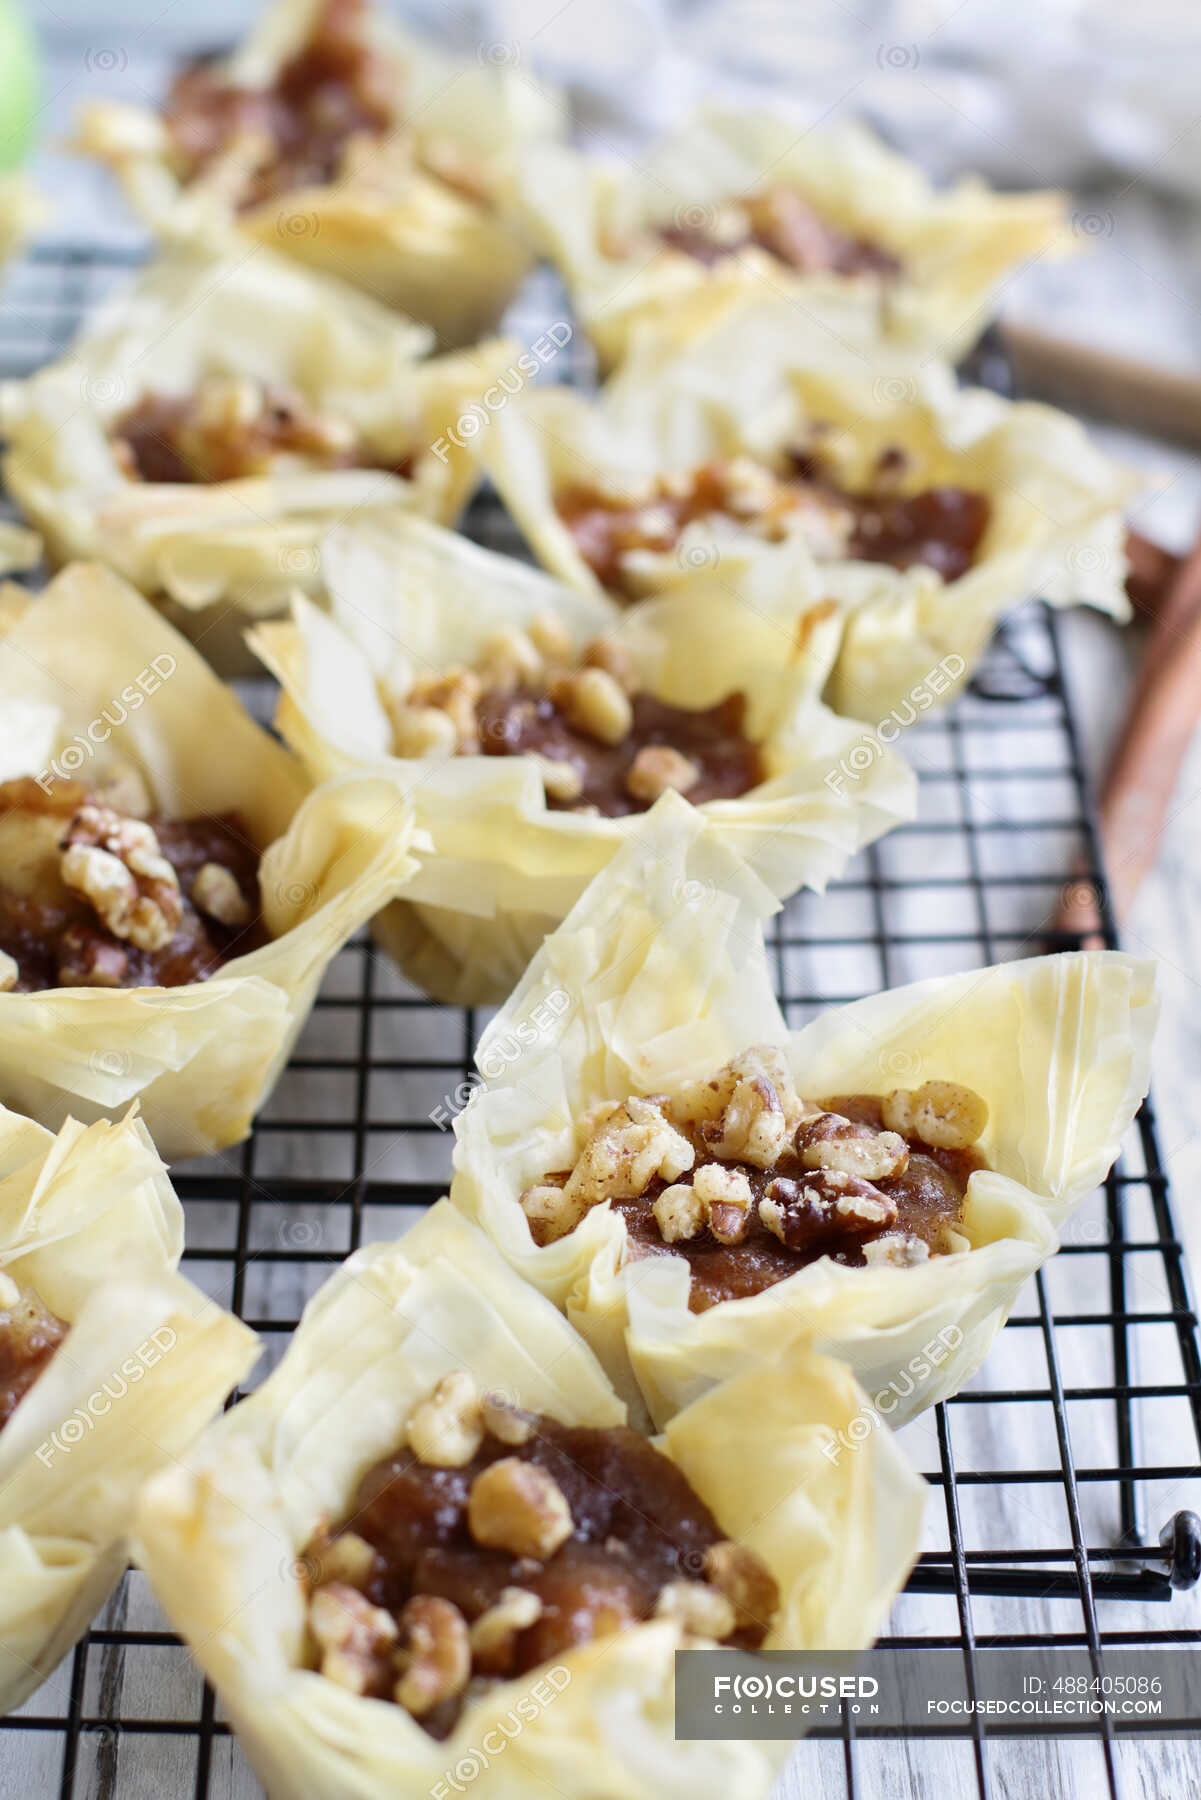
[1100,526,1201,921]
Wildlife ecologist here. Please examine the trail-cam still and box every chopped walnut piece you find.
[467,1457,574,1559]
[760,1168,897,1253]
[534,755,584,803]
[393,1595,471,1717]
[703,1540,780,1634]
[388,703,460,759]
[692,1162,754,1245]
[721,454,780,518]
[882,1080,988,1151]
[468,1586,544,1672]
[408,1371,484,1468]
[581,635,639,693]
[553,668,633,745]
[310,1530,376,1591]
[652,1181,705,1244]
[519,1179,586,1245]
[481,1392,535,1446]
[308,1581,397,1695]
[702,1072,789,1168]
[478,627,544,692]
[861,1232,931,1268]
[191,861,251,928]
[60,805,182,952]
[625,744,701,805]
[0,950,16,992]
[671,1046,804,1139]
[55,925,129,988]
[655,1579,737,1640]
[410,667,482,750]
[529,610,574,664]
[797,1111,909,1181]
[563,1096,695,1213]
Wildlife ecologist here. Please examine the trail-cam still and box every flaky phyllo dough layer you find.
[0,562,423,1158]
[506,105,1069,368]
[249,513,915,1004]
[134,1201,923,1800]
[481,292,1133,726]
[449,794,1156,1429]
[0,1104,256,1713]
[0,239,516,635]
[76,0,563,347]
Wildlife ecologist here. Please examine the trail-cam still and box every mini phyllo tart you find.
[0,562,422,1158]
[0,1102,256,1712]
[249,513,915,1003]
[76,0,562,347]
[507,107,1068,369]
[134,1201,923,1800]
[0,240,515,651]
[450,793,1156,1428]
[482,293,1132,724]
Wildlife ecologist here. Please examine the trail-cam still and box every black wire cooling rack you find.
[1,241,1200,1800]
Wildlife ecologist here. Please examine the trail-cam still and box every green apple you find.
[0,2,38,171]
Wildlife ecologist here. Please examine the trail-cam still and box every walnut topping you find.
[55,925,129,988]
[310,1530,376,1591]
[479,626,544,692]
[393,1595,471,1716]
[673,1046,806,1131]
[625,744,701,804]
[468,1586,544,1671]
[467,1457,574,1559]
[692,1162,754,1245]
[529,610,574,664]
[652,1182,705,1244]
[388,703,459,759]
[701,1072,789,1169]
[558,1096,695,1218]
[703,1541,780,1634]
[481,1392,535,1446]
[882,1080,988,1151]
[861,1232,931,1267]
[654,1579,737,1640]
[797,1111,909,1181]
[552,667,633,745]
[759,1168,897,1252]
[581,635,638,693]
[408,667,483,751]
[408,1371,484,1468]
[534,755,583,804]
[59,805,182,951]
[191,861,251,927]
[519,1178,585,1245]
[0,949,16,992]
[308,1581,397,1695]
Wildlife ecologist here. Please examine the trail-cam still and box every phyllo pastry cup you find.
[0,1102,257,1713]
[0,563,423,1159]
[249,513,916,1004]
[507,106,1068,369]
[450,794,1156,1428]
[481,293,1132,724]
[0,239,515,651]
[134,1200,924,1800]
[76,0,563,347]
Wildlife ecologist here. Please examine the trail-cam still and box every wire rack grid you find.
[0,241,1199,1800]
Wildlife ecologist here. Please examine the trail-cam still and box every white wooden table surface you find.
[4,7,1201,1797]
